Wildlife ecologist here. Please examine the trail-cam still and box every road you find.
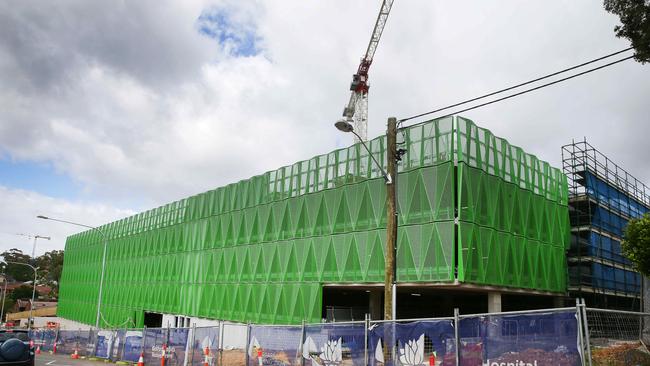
[35,353,115,366]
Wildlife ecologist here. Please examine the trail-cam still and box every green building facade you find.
[57,116,570,327]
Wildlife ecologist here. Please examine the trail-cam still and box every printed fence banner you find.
[247,325,302,366]
[459,310,582,366]
[38,329,57,352]
[166,328,190,366]
[118,330,144,362]
[303,323,366,366]
[190,327,220,366]
[95,330,115,359]
[56,330,81,355]
[76,330,92,357]
[144,328,167,366]
[367,320,456,366]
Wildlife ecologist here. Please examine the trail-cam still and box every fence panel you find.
[459,310,582,366]
[247,325,302,366]
[586,308,650,365]
[167,328,190,366]
[303,322,366,365]
[221,323,247,366]
[114,329,144,362]
[368,319,456,366]
[56,330,83,355]
[143,328,168,366]
[95,330,116,359]
[190,326,220,366]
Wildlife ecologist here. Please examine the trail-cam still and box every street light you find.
[3,261,38,330]
[334,117,399,320]
[37,215,108,329]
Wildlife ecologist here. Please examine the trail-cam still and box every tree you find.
[9,285,34,301]
[622,213,650,276]
[0,249,33,282]
[604,0,650,63]
[36,250,64,296]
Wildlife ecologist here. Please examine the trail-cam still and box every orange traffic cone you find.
[160,345,166,366]
[35,346,41,355]
[137,352,145,366]
[256,348,263,366]
[52,343,57,354]
[71,349,79,359]
[202,347,210,366]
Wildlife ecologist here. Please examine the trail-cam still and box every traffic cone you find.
[202,346,210,366]
[256,347,263,366]
[160,344,166,366]
[71,349,79,359]
[35,346,41,355]
[137,352,145,366]
[52,343,57,354]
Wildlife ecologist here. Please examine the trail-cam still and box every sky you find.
[0,0,648,255]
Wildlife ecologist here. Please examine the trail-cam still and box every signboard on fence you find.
[459,310,582,366]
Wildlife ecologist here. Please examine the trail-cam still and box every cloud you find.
[0,185,133,255]
[0,0,648,222]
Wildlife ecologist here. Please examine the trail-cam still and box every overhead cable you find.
[399,47,634,124]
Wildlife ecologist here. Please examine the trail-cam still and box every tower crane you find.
[340,0,395,142]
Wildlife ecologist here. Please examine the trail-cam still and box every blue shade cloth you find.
[459,310,582,366]
[248,325,302,366]
[368,320,456,366]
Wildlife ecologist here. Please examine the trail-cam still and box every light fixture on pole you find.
[334,117,400,320]
[37,215,108,329]
[3,261,38,330]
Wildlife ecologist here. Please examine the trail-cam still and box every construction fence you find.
[29,302,650,366]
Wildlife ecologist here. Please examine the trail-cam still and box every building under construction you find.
[57,116,571,327]
[562,140,649,311]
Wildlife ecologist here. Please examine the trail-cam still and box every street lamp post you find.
[4,261,38,330]
[335,117,399,320]
[0,275,7,323]
[37,215,108,329]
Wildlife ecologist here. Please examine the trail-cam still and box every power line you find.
[399,48,634,124]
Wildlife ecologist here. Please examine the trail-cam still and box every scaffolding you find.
[562,139,650,310]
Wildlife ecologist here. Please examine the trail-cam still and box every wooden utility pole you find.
[384,117,397,320]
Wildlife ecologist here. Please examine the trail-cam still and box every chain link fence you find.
[27,302,650,366]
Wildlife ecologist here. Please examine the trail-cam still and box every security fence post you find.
[218,321,224,366]
[575,299,586,366]
[142,326,147,362]
[364,314,369,366]
[454,308,460,366]
[189,323,196,366]
[300,319,306,366]
[579,299,593,366]
[244,322,251,366]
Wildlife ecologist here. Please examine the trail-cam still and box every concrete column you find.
[488,292,502,313]
[369,291,382,320]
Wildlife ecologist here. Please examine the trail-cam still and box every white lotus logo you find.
[398,334,426,365]
[302,336,342,365]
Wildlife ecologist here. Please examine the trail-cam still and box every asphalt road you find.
[35,353,114,366]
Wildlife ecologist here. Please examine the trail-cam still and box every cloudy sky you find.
[0,0,648,255]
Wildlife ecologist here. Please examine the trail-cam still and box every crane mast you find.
[342,0,394,142]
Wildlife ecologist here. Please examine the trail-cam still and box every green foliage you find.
[0,249,33,282]
[36,250,64,295]
[622,213,650,276]
[604,0,650,63]
[9,285,34,301]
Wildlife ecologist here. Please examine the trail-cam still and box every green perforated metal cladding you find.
[57,116,569,326]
